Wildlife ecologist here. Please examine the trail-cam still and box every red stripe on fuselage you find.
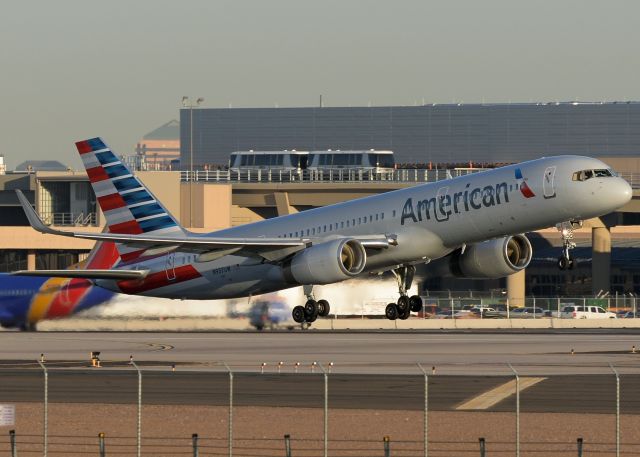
[117,265,201,294]
[87,166,109,183]
[110,220,142,234]
[98,193,127,211]
[46,278,92,318]
[75,141,92,154]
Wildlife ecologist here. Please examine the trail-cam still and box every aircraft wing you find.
[17,190,395,261]
[11,269,149,280]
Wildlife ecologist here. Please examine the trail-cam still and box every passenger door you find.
[543,166,556,199]
[165,252,176,281]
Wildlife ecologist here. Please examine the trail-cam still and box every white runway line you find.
[456,377,547,410]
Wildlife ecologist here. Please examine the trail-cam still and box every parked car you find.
[617,311,640,319]
[509,307,546,318]
[470,307,501,318]
[560,305,616,319]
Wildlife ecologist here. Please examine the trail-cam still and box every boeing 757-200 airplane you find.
[13,138,632,322]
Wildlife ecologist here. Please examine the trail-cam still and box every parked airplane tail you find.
[76,137,186,261]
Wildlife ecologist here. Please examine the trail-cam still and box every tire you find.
[409,295,423,312]
[304,299,319,319]
[397,295,410,312]
[317,299,330,317]
[568,258,575,270]
[399,307,411,320]
[557,256,568,270]
[292,306,306,323]
[385,303,398,320]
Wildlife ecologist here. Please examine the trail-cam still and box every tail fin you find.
[76,137,185,260]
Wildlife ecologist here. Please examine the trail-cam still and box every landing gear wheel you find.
[409,295,423,312]
[558,256,571,270]
[568,258,575,270]
[398,307,411,320]
[397,295,410,312]
[304,300,319,322]
[385,303,399,320]
[292,306,306,323]
[317,299,330,317]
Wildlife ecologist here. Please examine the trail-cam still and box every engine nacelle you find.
[436,235,532,279]
[285,238,367,285]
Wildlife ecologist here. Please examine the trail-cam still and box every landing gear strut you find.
[386,265,423,320]
[292,285,331,326]
[556,220,581,270]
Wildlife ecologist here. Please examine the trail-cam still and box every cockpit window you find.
[572,169,614,181]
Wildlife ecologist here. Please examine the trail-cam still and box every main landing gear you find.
[556,220,582,270]
[385,265,423,321]
[292,285,331,325]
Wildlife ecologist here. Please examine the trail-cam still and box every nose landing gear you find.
[556,220,582,270]
[292,286,331,326]
[385,265,423,320]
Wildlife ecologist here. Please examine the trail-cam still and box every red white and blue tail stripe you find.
[76,138,185,260]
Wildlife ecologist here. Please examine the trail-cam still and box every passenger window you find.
[352,219,356,225]
[597,307,606,313]
[381,213,384,220]
[375,214,379,221]
[392,210,396,217]
[329,224,332,230]
[341,222,344,228]
[369,215,373,222]
[295,232,298,237]
[346,221,350,227]
[312,228,315,235]
[323,225,327,232]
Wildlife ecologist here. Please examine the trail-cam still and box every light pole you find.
[182,96,204,228]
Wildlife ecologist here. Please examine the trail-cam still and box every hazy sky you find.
[1,0,638,169]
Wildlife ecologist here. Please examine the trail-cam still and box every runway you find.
[2,331,639,414]
[2,331,640,374]
[0,368,634,414]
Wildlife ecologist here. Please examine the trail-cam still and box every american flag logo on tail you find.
[76,137,185,261]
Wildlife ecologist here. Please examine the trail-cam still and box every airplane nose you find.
[609,177,633,209]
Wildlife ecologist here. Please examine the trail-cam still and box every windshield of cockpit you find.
[572,168,617,181]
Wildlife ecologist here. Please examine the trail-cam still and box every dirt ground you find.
[1,402,638,456]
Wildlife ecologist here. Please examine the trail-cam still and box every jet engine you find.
[284,238,367,285]
[432,235,532,279]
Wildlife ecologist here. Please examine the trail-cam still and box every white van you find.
[560,305,616,319]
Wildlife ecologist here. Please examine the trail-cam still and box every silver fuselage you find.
[99,155,632,299]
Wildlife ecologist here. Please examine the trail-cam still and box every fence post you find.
[37,358,48,457]
[576,437,583,457]
[222,362,233,457]
[130,359,142,457]
[98,432,106,457]
[284,434,292,457]
[508,364,520,457]
[609,363,620,457]
[317,363,329,457]
[383,436,390,457]
[192,433,199,457]
[10,429,17,457]
[479,437,486,457]
[417,363,428,457]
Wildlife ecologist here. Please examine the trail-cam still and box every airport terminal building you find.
[181,102,640,167]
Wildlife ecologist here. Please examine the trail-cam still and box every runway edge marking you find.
[455,377,547,410]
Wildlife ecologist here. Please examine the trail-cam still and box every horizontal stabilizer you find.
[11,269,149,280]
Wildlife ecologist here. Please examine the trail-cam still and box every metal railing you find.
[181,168,482,184]
[41,212,98,227]
[180,168,640,187]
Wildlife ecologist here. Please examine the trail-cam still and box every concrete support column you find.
[592,226,611,295]
[27,250,36,271]
[273,192,297,216]
[506,269,526,307]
